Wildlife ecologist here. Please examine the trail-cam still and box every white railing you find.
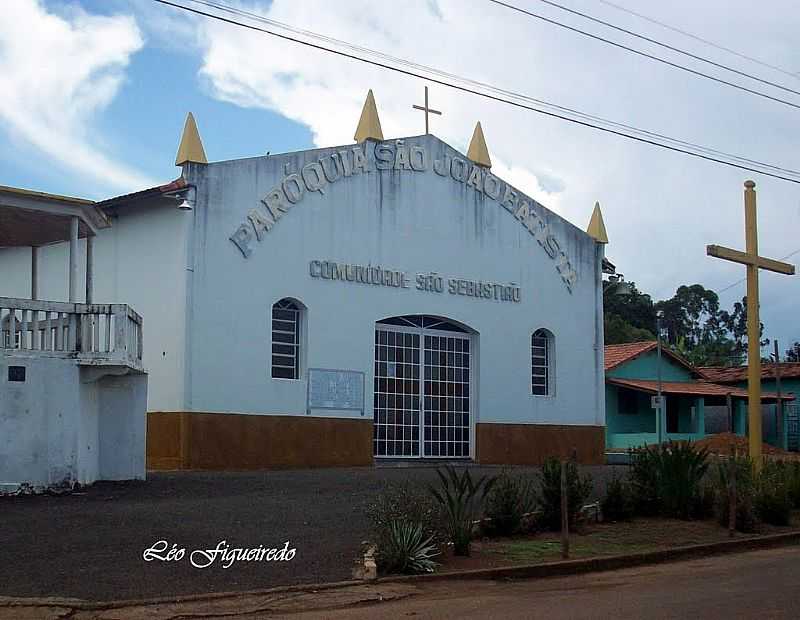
[0,297,143,369]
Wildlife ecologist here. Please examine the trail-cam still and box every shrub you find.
[428,466,496,556]
[628,446,661,516]
[601,473,634,522]
[378,521,440,574]
[789,462,800,509]
[537,458,593,531]
[485,470,535,536]
[692,482,716,520]
[714,456,757,533]
[629,442,709,520]
[366,480,443,559]
[754,461,793,526]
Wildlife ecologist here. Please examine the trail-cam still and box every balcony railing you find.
[0,297,143,370]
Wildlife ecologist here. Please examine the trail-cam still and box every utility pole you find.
[656,310,664,443]
[774,340,784,449]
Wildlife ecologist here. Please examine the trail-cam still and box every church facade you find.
[1,94,608,468]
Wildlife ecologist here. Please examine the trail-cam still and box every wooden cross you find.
[707,180,795,467]
[412,86,442,134]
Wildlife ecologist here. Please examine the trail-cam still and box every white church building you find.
[1,92,609,470]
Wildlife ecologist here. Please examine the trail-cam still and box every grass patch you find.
[496,536,652,563]
[444,512,800,570]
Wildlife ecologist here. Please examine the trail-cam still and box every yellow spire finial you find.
[175,112,208,166]
[587,201,608,244]
[354,90,384,142]
[467,122,491,168]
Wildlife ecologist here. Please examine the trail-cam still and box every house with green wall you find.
[604,342,793,451]
[699,363,800,450]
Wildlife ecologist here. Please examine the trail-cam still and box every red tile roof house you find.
[698,363,800,451]
[604,342,793,451]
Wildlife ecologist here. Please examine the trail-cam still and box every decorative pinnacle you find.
[744,180,756,189]
[354,90,384,142]
[586,202,609,244]
[466,122,491,168]
[175,112,208,166]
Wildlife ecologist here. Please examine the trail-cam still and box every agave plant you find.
[629,441,709,519]
[428,466,496,556]
[380,520,440,574]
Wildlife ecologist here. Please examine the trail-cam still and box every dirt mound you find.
[692,432,795,458]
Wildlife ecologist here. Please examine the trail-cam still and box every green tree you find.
[786,342,800,362]
[603,280,656,333]
[654,284,726,348]
[604,314,654,345]
[604,278,767,366]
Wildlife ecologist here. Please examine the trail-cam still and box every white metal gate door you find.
[373,316,472,458]
[422,332,471,457]
[373,326,422,457]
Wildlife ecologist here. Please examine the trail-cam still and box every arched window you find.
[271,299,302,379]
[531,329,554,396]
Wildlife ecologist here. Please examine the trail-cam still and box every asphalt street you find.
[296,545,800,620]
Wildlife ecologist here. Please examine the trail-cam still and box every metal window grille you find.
[271,299,300,379]
[423,333,470,457]
[373,315,471,458]
[531,329,551,396]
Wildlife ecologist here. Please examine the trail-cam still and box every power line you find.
[487,0,800,111]
[152,0,800,184]
[530,0,800,98]
[594,0,800,83]
[182,0,800,179]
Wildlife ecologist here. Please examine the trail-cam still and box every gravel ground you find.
[1,464,623,602]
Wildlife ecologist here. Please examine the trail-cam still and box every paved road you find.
[1,465,620,601]
[294,546,800,620]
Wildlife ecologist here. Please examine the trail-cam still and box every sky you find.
[1,0,799,354]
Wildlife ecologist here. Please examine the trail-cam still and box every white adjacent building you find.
[0,186,147,491]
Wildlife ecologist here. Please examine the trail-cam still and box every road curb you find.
[376,530,800,585]
[1,531,798,611]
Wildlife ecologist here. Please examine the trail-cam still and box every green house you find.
[699,364,800,451]
[604,342,791,451]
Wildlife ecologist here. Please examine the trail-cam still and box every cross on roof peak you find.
[412,85,442,134]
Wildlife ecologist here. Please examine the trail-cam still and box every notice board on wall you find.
[307,368,365,415]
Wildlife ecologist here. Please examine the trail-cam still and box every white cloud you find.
[0,0,156,194]
[184,0,800,345]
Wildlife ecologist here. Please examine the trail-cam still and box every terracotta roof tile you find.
[698,363,800,383]
[604,341,657,371]
[606,378,793,401]
[96,177,187,210]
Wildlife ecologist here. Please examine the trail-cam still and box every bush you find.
[692,482,716,520]
[714,456,757,533]
[366,480,443,565]
[629,442,709,520]
[484,470,535,536]
[379,521,440,574]
[788,462,800,509]
[428,466,496,556]
[628,446,661,517]
[601,473,634,522]
[537,458,593,531]
[754,461,793,526]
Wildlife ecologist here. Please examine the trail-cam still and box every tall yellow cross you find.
[707,180,795,467]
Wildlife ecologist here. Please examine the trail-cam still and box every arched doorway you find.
[373,315,474,459]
